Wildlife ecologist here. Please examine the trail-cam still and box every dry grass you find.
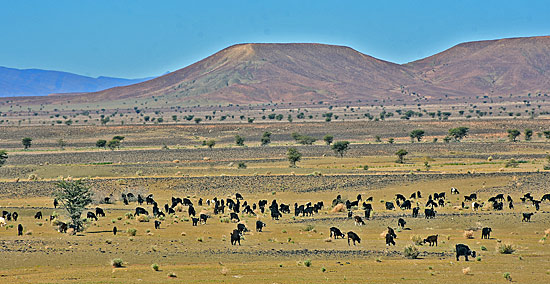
[463,230,475,239]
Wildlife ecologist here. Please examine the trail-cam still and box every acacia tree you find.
[287,147,302,167]
[235,135,245,146]
[508,129,520,142]
[53,179,93,232]
[448,127,469,141]
[206,139,216,149]
[395,149,408,163]
[409,129,425,142]
[96,139,107,149]
[261,132,272,146]
[0,150,7,167]
[107,139,120,150]
[524,129,533,141]
[22,137,32,149]
[331,141,350,157]
[57,139,67,150]
[323,134,334,145]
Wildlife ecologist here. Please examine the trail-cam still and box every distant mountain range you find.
[5,36,550,105]
[0,66,153,97]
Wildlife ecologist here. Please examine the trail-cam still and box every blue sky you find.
[1,0,549,78]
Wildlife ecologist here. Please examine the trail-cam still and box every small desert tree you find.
[507,129,520,142]
[261,132,272,146]
[96,139,107,149]
[53,179,93,232]
[409,129,425,142]
[323,134,334,145]
[287,147,302,167]
[235,135,245,146]
[543,130,550,140]
[395,149,408,163]
[107,139,120,150]
[22,137,32,149]
[448,127,469,141]
[524,129,533,141]
[0,150,7,167]
[57,139,67,150]
[205,139,216,149]
[331,141,350,157]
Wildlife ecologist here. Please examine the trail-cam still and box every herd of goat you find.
[0,187,546,261]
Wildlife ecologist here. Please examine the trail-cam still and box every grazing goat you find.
[455,244,476,261]
[522,213,534,222]
[423,235,438,246]
[397,218,406,229]
[330,227,345,239]
[347,231,361,246]
[230,229,241,245]
[385,233,396,246]
[256,221,266,232]
[354,216,365,226]
[481,227,492,239]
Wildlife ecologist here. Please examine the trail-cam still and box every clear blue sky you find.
[1,0,549,78]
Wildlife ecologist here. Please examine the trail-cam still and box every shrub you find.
[403,244,420,259]
[137,215,149,222]
[127,228,137,236]
[321,267,326,272]
[463,230,475,239]
[411,235,423,245]
[462,267,471,275]
[111,258,124,268]
[238,162,247,169]
[498,243,515,254]
[304,259,312,267]
[503,272,512,281]
[125,212,134,219]
[480,245,487,251]
[151,263,160,271]
[304,224,315,232]
[362,165,369,170]
[167,272,177,278]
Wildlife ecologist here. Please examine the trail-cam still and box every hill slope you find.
[6,36,550,105]
[49,43,417,105]
[0,66,153,97]
[405,36,550,97]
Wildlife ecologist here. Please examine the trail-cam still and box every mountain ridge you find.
[0,66,154,97]
[4,36,550,105]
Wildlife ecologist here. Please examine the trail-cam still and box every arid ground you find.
[1,118,550,283]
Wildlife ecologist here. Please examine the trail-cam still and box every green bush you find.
[127,228,137,236]
[403,244,420,259]
[304,224,315,232]
[151,263,160,271]
[111,258,124,267]
[304,259,312,267]
[498,243,515,254]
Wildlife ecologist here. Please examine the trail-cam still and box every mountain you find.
[40,43,418,105]
[5,36,550,105]
[405,36,550,97]
[0,66,153,97]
